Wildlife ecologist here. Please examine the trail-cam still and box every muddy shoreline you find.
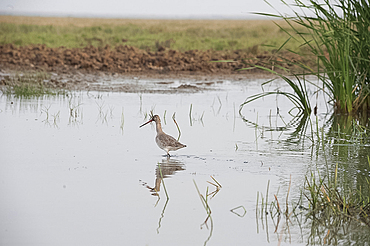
[1,67,277,93]
[0,43,313,92]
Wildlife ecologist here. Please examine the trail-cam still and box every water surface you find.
[1,77,369,245]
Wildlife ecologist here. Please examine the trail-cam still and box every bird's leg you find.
[166,152,171,158]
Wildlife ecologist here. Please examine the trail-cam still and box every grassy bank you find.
[0,16,305,52]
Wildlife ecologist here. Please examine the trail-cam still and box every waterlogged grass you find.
[193,176,222,245]
[0,16,306,52]
[257,161,370,244]
[304,163,370,228]
[0,72,67,98]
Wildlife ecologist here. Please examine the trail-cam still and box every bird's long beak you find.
[139,118,153,128]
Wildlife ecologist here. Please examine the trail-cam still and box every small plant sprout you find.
[68,97,83,126]
[139,94,143,113]
[69,97,82,117]
[193,176,222,245]
[96,101,105,118]
[41,105,52,122]
[193,180,213,229]
[109,105,115,118]
[200,111,205,125]
[51,111,60,127]
[172,112,182,141]
[189,104,193,126]
[120,107,124,134]
[217,95,222,107]
[143,109,154,121]
[206,176,222,198]
[211,96,222,115]
[230,206,247,217]
[194,176,222,225]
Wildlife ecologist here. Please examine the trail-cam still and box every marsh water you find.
[1,76,370,245]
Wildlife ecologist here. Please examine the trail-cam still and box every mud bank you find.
[0,44,312,76]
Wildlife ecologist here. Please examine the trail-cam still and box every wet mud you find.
[0,43,315,92]
[0,43,312,75]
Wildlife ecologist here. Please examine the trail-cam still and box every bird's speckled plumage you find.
[140,115,186,156]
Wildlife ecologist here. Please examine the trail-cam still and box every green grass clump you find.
[256,0,370,114]
[1,73,66,98]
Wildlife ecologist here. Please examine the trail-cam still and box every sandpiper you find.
[140,115,186,156]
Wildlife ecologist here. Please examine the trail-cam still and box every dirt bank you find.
[0,44,313,77]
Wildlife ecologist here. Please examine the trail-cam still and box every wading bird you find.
[140,115,186,157]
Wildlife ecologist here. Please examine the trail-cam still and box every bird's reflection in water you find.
[145,157,185,196]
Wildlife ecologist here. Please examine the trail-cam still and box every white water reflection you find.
[0,77,369,245]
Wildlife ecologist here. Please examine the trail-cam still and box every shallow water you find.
[1,77,369,245]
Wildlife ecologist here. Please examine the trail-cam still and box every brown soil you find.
[0,44,313,77]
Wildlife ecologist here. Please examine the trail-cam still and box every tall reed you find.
[258,0,370,114]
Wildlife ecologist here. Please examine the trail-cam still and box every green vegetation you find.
[247,0,370,238]
[239,0,370,152]
[294,0,369,114]
[252,102,370,243]
[239,71,312,117]
[257,161,370,244]
[193,176,222,245]
[0,72,67,98]
[0,17,306,52]
[247,0,370,114]
[304,163,370,228]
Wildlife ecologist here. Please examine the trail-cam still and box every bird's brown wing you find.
[156,133,186,149]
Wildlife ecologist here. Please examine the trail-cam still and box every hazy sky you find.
[0,0,297,19]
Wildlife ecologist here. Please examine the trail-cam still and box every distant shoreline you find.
[0,12,270,20]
